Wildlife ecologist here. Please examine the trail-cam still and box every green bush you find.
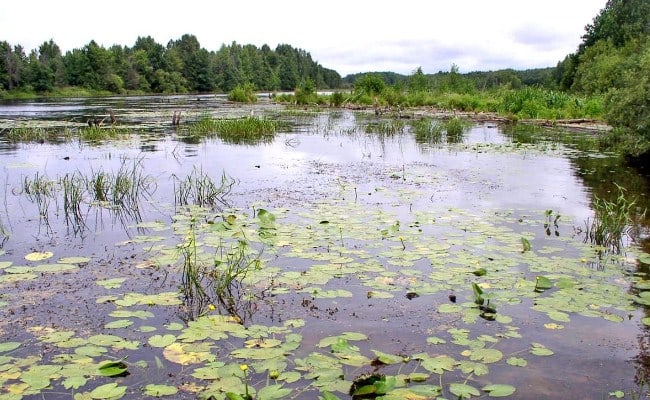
[228,83,257,103]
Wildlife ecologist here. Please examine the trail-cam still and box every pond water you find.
[0,95,649,400]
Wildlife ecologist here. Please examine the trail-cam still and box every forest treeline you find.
[0,0,648,160]
[0,34,342,95]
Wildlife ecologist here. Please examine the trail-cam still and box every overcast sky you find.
[1,0,605,76]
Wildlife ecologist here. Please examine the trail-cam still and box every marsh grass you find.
[21,173,57,219]
[364,120,406,136]
[61,173,85,231]
[228,83,258,103]
[410,117,444,144]
[584,184,646,253]
[173,167,235,209]
[188,116,279,145]
[80,126,130,142]
[443,116,471,143]
[18,157,155,234]
[6,127,49,142]
[178,218,261,321]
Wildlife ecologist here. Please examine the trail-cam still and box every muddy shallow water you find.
[1,95,650,399]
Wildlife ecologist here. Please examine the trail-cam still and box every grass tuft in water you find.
[411,117,444,144]
[178,217,261,321]
[584,184,646,253]
[173,167,235,209]
[187,116,279,144]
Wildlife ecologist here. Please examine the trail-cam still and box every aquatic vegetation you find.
[1,103,649,400]
[80,126,130,141]
[14,157,155,235]
[364,119,406,136]
[178,216,262,321]
[61,173,85,231]
[173,166,234,209]
[228,83,258,104]
[410,117,444,143]
[584,184,646,253]
[187,116,279,144]
[21,172,56,220]
[5,126,49,142]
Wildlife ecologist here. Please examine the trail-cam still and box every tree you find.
[408,67,428,92]
[354,73,385,95]
[604,39,650,142]
[38,40,65,87]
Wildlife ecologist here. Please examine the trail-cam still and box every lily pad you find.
[24,251,54,261]
[143,384,178,397]
[450,382,480,398]
[483,384,516,397]
[90,382,127,399]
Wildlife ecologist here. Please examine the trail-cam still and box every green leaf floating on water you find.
[449,382,480,398]
[24,251,54,261]
[371,350,404,365]
[530,342,554,356]
[98,359,128,377]
[148,334,177,348]
[535,276,553,292]
[97,278,127,289]
[0,341,21,352]
[483,384,516,397]
[143,384,178,397]
[257,384,292,400]
[90,382,127,399]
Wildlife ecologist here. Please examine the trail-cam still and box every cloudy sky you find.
[1,0,605,76]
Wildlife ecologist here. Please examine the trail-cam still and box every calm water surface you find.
[0,95,649,399]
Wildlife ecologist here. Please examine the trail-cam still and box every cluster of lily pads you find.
[1,177,648,399]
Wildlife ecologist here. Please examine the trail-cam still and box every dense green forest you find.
[555,0,650,160]
[0,34,341,95]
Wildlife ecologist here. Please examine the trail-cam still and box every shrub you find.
[228,83,257,103]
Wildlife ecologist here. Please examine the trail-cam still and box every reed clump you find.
[187,116,279,144]
[584,184,646,253]
[173,167,235,209]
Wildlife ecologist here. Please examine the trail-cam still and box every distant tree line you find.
[342,67,557,93]
[0,34,342,94]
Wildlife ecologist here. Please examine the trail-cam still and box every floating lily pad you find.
[143,384,178,397]
[24,251,54,261]
[483,384,516,397]
[148,334,177,348]
[97,278,127,289]
[90,382,127,399]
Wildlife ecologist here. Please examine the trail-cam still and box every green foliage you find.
[408,67,428,92]
[187,116,279,144]
[295,78,317,105]
[329,91,344,107]
[604,39,650,141]
[1,38,341,97]
[584,184,645,253]
[354,73,386,96]
[228,83,258,103]
[497,87,598,119]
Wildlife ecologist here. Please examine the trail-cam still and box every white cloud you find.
[0,0,606,76]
